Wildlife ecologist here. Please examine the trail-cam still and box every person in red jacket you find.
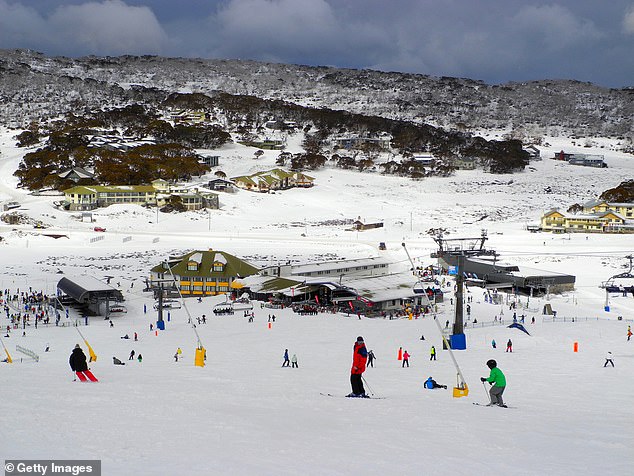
[348,336,368,398]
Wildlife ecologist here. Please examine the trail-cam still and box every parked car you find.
[94,226,106,232]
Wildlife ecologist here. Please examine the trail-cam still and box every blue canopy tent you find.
[508,322,531,335]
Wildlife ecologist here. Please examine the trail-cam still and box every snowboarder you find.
[291,354,298,368]
[424,377,447,389]
[604,351,615,367]
[69,344,88,377]
[129,350,135,360]
[367,350,376,367]
[430,346,436,361]
[480,359,506,407]
[506,339,513,352]
[113,356,125,365]
[491,339,496,349]
[137,354,142,363]
[402,350,410,367]
[282,349,290,367]
[348,336,368,398]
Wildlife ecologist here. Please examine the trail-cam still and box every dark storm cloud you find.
[1,0,633,87]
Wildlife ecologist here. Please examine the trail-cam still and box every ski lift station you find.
[438,256,576,295]
[56,275,124,316]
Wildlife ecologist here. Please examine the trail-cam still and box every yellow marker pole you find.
[76,328,97,362]
[0,336,13,363]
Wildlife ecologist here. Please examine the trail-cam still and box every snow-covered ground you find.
[0,127,633,475]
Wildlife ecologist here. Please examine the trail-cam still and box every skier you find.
[69,344,88,378]
[506,339,513,352]
[491,339,496,349]
[291,354,298,368]
[430,346,436,361]
[129,350,135,360]
[134,332,138,342]
[348,336,368,398]
[282,349,290,367]
[424,377,447,389]
[604,351,615,367]
[367,350,376,368]
[627,326,632,342]
[480,359,507,407]
[137,354,142,363]
[402,350,410,367]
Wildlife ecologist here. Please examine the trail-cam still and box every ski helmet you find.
[486,359,497,369]
[356,336,364,342]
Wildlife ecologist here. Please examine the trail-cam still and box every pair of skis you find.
[75,370,98,382]
[320,393,385,399]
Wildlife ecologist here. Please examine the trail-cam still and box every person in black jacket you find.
[69,344,88,373]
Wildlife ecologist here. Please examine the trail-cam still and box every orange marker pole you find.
[573,341,578,352]
[268,322,271,329]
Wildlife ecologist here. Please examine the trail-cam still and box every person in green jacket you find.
[480,359,507,407]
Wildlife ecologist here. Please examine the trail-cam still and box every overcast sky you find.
[1,0,633,87]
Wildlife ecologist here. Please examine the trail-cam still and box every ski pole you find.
[362,375,376,396]
[482,380,491,403]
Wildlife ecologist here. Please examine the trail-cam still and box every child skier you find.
[480,359,507,407]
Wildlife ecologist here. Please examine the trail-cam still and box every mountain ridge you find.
[1,49,632,152]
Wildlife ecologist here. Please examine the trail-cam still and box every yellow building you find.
[540,209,630,233]
[582,200,634,219]
[149,249,259,296]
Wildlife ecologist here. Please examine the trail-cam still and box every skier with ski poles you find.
[480,359,507,407]
[348,336,368,398]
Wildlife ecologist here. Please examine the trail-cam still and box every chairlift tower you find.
[602,255,634,312]
[147,278,179,330]
[430,230,497,349]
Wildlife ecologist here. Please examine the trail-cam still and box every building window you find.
[213,263,224,272]
[187,262,198,271]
